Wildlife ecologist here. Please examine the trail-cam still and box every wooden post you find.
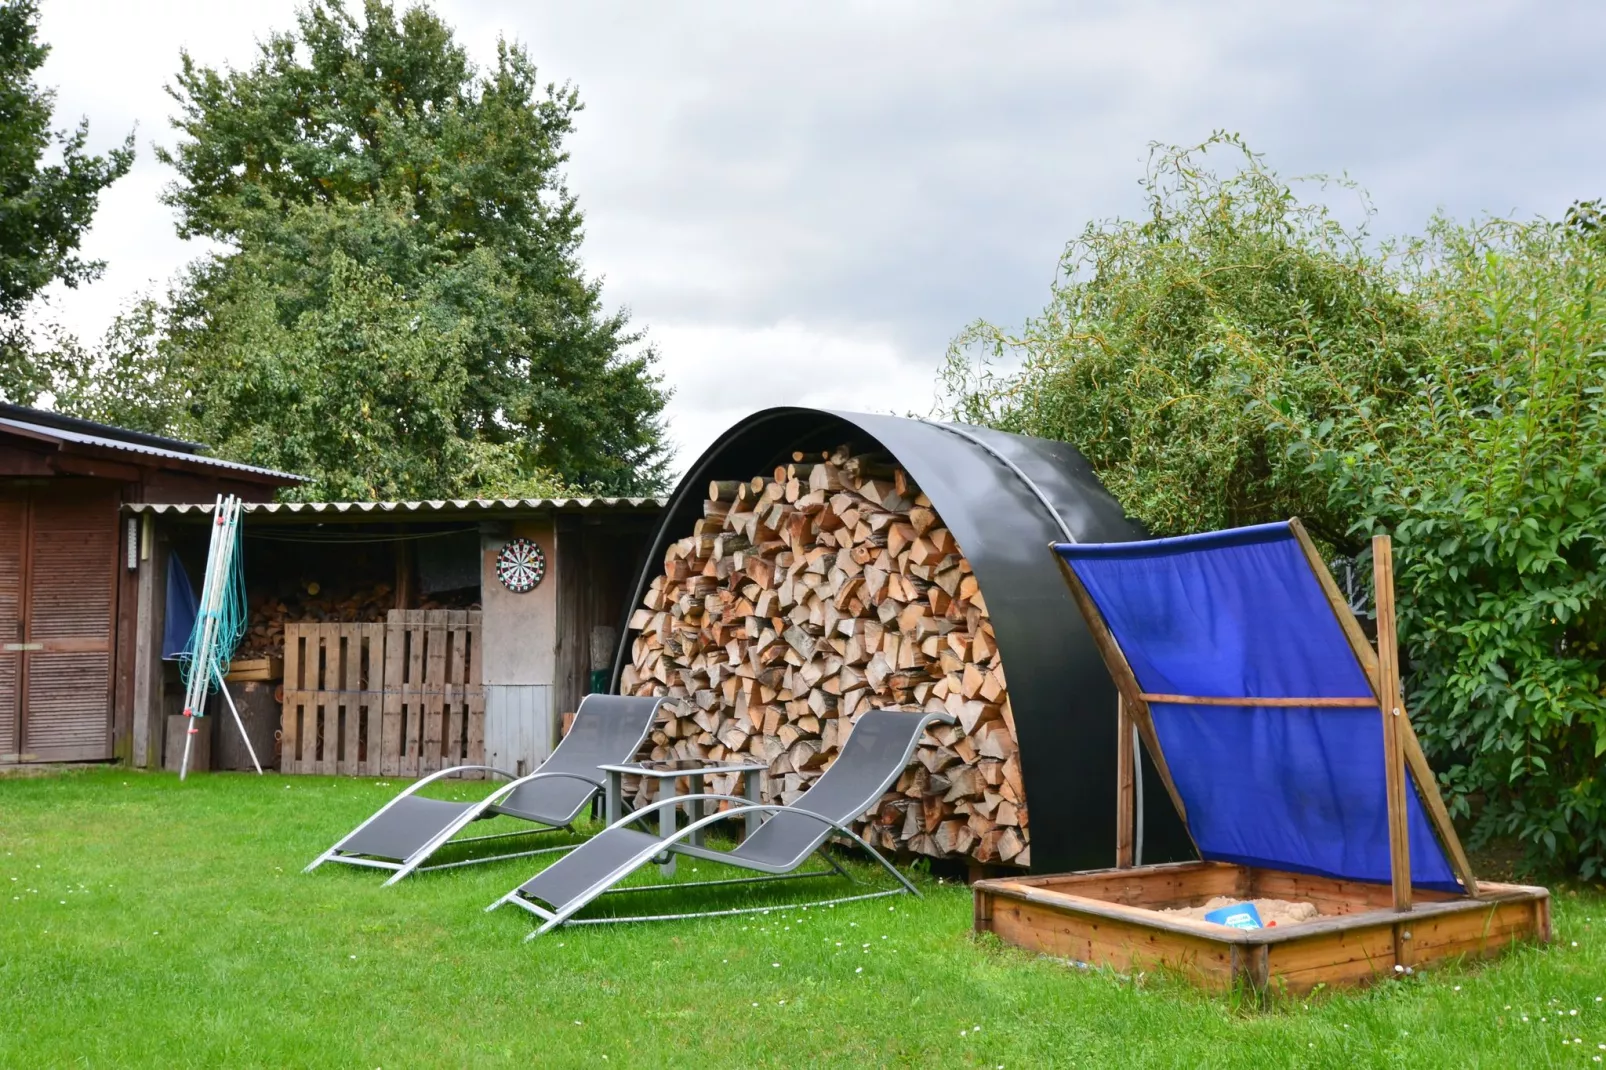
[130,524,168,769]
[394,535,414,611]
[1373,534,1412,912]
[1116,693,1135,868]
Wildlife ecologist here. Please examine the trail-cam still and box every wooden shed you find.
[126,498,663,775]
[0,403,301,766]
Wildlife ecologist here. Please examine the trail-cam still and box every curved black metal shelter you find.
[611,407,1191,873]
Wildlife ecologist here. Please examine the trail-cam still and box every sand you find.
[1161,895,1321,928]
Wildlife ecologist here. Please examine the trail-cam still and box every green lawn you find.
[1,769,1602,1068]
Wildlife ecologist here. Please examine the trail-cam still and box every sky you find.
[30,0,1606,474]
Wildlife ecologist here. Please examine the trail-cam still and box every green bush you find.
[940,135,1606,878]
[1305,215,1606,878]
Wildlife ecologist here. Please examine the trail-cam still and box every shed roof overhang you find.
[123,497,665,525]
[0,404,305,487]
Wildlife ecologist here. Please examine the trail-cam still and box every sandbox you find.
[973,861,1550,995]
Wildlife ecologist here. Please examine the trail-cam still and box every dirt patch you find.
[1161,896,1321,928]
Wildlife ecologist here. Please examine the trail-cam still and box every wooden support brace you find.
[1116,693,1135,868]
[1288,518,1478,898]
[1372,534,1412,912]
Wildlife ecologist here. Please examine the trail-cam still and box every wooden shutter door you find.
[20,485,118,761]
[0,495,23,761]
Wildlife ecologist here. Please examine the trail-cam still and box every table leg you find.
[605,769,622,827]
[744,769,761,840]
[658,777,677,876]
[689,774,706,847]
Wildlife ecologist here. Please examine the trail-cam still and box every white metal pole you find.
[179,496,224,779]
[213,498,263,775]
[216,662,264,775]
[180,496,233,780]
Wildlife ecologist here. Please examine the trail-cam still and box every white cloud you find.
[22,0,1606,484]
[651,319,940,472]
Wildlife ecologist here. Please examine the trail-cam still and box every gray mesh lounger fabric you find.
[496,708,951,936]
[491,697,667,821]
[306,694,663,883]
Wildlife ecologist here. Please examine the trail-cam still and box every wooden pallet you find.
[281,623,385,776]
[974,861,1550,997]
[380,610,484,778]
[280,611,482,777]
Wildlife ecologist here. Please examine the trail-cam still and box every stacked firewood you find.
[238,585,480,659]
[620,445,1030,867]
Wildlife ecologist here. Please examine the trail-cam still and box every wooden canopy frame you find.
[1052,517,1478,910]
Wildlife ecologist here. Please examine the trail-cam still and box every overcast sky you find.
[31,0,1606,472]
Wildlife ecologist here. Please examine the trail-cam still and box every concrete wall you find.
[480,519,559,767]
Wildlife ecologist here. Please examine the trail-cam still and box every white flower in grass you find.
[855,967,862,974]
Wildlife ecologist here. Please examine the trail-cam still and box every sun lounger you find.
[488,708,953,937]
[305,693,662,884]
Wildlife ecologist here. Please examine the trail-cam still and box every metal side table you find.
[599,758,766,876]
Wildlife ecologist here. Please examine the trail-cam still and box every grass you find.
[1,769,1603,1068]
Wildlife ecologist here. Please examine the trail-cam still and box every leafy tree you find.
[115,0,667,496]
[941,134,1432,553]
[941,136,1606,878]
[0,0,133,402]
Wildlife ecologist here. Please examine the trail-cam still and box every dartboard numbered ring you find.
[495,537,546,593]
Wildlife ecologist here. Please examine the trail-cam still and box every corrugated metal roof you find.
[125,497,664,518]
[0,413,306,483]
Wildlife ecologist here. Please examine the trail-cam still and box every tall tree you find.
[0,0,133,402]
[147,0,668,496]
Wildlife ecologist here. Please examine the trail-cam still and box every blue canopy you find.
[1055,521,1460,893]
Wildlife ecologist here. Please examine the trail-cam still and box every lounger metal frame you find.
[304,695,660,884]
[488,796,921,937]
[305,766,616,884]
[490,710,952,937]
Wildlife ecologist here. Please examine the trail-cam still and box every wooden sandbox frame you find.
[974,861,1549,994]
[974,522,1551,995]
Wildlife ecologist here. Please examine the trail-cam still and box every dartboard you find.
[495,537,546,592]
